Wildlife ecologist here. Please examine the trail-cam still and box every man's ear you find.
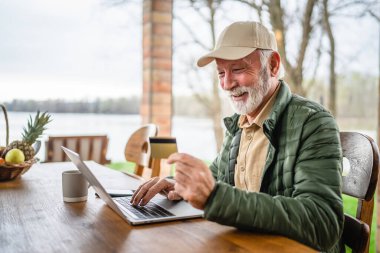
[269,51,281,77]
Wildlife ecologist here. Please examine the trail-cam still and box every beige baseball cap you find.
[197,21,278,67]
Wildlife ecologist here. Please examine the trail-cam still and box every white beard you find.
[225,68,270,115]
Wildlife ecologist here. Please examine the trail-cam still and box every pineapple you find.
[4,111,52,161]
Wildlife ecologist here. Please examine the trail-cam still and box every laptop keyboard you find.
[114,196,174,219]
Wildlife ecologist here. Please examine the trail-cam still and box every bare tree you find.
[323,0,379,141]
[174,0,380,154]
[324,0,380,117]
[237,0,319,96]
[322,0,337,116]
[174,0,225,150]
[176,0,324,149]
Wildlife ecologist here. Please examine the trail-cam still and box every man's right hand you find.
[130,177,182,206]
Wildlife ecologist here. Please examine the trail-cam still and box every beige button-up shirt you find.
[234,84,280,192]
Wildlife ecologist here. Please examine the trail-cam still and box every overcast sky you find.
[0,0,142,101]
[0,0,378,102]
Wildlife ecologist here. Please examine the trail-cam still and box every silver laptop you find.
[62,146,204,225]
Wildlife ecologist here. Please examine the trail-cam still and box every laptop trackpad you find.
[153,197,204,216]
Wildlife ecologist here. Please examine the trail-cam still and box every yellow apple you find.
[5,149,25,164]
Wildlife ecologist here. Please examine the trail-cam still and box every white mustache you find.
[226,86,251,97]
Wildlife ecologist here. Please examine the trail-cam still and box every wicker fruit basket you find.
[0,159,36,181]
[0,104,36,181]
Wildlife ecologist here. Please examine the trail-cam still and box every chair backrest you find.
[124,124,158,177]
[340,132,379,253]
[45,135,110,165]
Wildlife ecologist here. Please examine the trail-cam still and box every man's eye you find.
[233,68,244,73]
[218,72,225,77]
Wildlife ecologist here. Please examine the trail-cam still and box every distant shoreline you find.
[1,112,217,162]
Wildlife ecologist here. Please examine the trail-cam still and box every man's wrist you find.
[203,181,219,211]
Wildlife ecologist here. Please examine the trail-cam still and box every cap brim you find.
[197,47,257,67]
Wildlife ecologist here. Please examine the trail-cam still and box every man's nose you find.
[222,73,235,90]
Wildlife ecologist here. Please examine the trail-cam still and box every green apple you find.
[5,148,25,164]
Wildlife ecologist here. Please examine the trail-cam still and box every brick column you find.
[142,0,173,136]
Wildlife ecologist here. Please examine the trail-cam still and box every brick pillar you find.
[142,0,173,136]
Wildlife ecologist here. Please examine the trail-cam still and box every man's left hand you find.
[167,153,215,210]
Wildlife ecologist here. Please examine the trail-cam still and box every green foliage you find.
[106,161,135,173]
[343,194,376,253]
[22,111,52,144]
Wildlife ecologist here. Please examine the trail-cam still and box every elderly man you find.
[131,21,343,253]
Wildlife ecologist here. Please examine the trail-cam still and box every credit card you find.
[149,137,178,159]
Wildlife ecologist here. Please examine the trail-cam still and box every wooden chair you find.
[340,132,379,253]
[45,135,111,165]
[124,124,158,178]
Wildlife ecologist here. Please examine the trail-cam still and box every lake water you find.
[0,112,217,162]
[1,112,376,163]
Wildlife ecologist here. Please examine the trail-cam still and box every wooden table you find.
[0,162,317,253]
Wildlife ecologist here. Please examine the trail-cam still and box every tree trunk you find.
[179,0,224,151]
[268,0,293,88]
[323,0,337,116]
[268,0,317,97]
[293,0,316,96]
[206,0,224,151]
[211,70,224,151]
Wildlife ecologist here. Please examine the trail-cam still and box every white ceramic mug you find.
[62,170,88,202]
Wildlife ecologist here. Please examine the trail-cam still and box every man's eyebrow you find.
[216,60,245,69]
[216,63,226,70]
[231,62,246,67]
